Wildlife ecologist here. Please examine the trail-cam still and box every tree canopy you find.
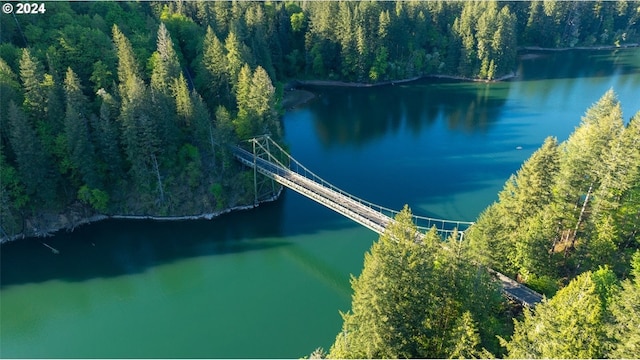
[328,207,507,358]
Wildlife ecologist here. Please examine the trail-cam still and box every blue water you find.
[1,48,639,358]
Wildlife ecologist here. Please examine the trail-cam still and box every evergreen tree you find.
[6,101,56,207]
[225,31,244,91]
[199,26,231,107]
[468,137,560,277]
[19,48,47,120]
[113,25,165,205]
[608,251,640,358]
[150,22,181,157]
[328,206,503,358]
[213,105,235,175]
[0,58,23,128]
[93,89,124,190]
[447,311,488,359]
[248,66,276,122]
[190,90,214,166]
[234,63,253,139]
[63,67,100,189]
[173,72,193,127]
[0,143,28,235]
[588,111,640,268]
[554,90,624,260]
[150,22,181,94]
[112,25,140,99]
[503,268,618,359]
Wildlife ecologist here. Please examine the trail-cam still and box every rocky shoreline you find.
[1,188,282,244]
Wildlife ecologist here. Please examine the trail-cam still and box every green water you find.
[1,48,639,358]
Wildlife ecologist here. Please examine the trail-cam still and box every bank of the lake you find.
[3,70,518,243]
[9,42,634,244]
[2,48,639,359]
[288,72,517,89]
[520,43,639,51]
[1,188,283,244]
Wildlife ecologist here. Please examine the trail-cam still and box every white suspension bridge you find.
[233,135,543,307]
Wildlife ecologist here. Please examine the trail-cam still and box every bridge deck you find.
[233,143,543,307]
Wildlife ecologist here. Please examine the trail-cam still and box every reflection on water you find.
[306,80,511,147]
[304,48,640,148]
[1,47,639,359]
[518,48,640,81]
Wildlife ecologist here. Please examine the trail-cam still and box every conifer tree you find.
[554,90,624,256]
[328,206,502,358]
[0,58,23,126]
[214,105,235,174]
[19,48,47,119]
[234,63,253,139]
[225,31,244,91]
[113,25,165,205]
[190,90,214,166]
[150,23,181,93]
[112,25,141,103]
[150,22,182,157]
[0,142,28,235]
[503,268,618,359]
[6,101,56,206]
[63,67,99,189]
[93,89,124,188]
[200,26,231,107]
[608,251,640,358]
[172,73,192,127]
[468,137,560,276]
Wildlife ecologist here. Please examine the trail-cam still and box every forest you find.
[1,1,639,358]
[1,1,639,239]
[315,91,640,358]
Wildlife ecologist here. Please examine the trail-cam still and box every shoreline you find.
[286,71,518,89]
[4,44,635,244]
[519,43,639,51]
[289,71,518,89]
[0,187,283,244]
[286,44,639,90]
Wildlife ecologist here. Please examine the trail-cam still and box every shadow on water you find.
[0,200,292,288]
[0,191,367,290]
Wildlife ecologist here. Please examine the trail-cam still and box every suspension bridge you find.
[233,135,543,307]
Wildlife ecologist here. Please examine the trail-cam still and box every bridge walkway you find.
[233,136,543,307]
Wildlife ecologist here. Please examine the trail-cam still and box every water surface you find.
[1,48,639,358]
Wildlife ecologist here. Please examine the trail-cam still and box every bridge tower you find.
[249,136,281,205]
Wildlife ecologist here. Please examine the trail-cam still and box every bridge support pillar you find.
[253,140,258,205]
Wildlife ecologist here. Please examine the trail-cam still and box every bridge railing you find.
[242,136,474,237]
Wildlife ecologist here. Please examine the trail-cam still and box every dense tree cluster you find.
[327,207,508,358]
[0,1,283,237]
[1,1,639,357]
[318,206,640,358]
[311,93,640,358]
[1,1,638,237]
[503,253,640,358]
[300,0,638,81]
[466,90,640,295]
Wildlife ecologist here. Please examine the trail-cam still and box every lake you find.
[1,48,639,358]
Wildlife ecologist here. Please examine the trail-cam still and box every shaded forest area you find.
[317,92,639,359]
[1,1,639,239]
